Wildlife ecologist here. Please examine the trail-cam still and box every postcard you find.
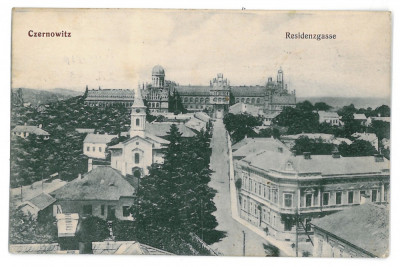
[9,8,391,257]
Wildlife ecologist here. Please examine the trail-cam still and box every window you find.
[83,205,92,215]
[267,186,271,200]
[92,146,95,152]
[259,184,261,196]
[348,191,354,204]
[243,199,246,209]
[323,192,329,206]
[306,194,313,207]
[249,179,252,191]
[99,147,102,152]
[123,206,130,217]
[101,205,105,216]
[87,146,90,152]
[273,190,278,203]
[135,153,140,164]
[284,194,293,207]
[336,192,342,205]
[372,190,377,202]
[136,118,140,126]
[284,218,292,231]
[263,186,266,198]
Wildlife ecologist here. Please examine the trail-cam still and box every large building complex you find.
[83,66,297,118]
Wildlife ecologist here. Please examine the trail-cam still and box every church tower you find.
[129,87,146,138]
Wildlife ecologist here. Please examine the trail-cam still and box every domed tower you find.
[129,86,146,138]
[152,65,165,89]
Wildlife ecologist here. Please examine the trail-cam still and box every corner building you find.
[235,149,390,242]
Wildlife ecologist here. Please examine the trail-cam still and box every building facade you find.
[234,148,390,242]
[143,65,170,113]
[83,133,118,159]
[84,87,135,108]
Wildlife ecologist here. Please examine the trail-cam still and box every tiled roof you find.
[175,86,211,96]
[231,86,265,97]
[92,241,173,255]
[11,125,50,136]
[146,122,196,138]
[281,133,335,141]
[242,151,389,177]
[25,193,56,211]
[312,204,389,257]
[84,133,118,144]
[9,243,62,254]
[51,166,135,201]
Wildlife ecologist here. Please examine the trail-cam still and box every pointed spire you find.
[132,86,145,108]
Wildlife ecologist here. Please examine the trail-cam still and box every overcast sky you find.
[12,9,391,98]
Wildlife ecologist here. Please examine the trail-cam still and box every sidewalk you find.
[226,131,296,257]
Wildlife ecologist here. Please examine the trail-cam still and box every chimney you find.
[38,124,42,129]
[291,150,297,157]
[245,134,248,139]
[77,173,82,180]
[303,152,311,160]
[278,147,283,153]
[24,122,27,126]
[88,158,93,172]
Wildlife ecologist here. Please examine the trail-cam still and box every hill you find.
[297,97,390,110]
[11,88,83,106]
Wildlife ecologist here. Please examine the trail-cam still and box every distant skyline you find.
[12,9,391,98]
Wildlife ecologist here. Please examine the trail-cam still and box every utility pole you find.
[242,230,246,256]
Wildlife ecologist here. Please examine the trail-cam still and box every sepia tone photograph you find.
[9,8,391,258]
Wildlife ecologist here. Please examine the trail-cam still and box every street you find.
[209,119,269,256]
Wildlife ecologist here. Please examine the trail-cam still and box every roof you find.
[22,193,56,211]
[85,89,134,101]
[232,137,278,151]
[194,112,211,122]
[312,204,389,257]
[92,241,173,255]
[353,113,367,120]
[152,65,165,76]
[11,125,50,136]
[281,133,335,141]
[109,133,169,150]
[9,244,63,254]
[370,117,390,123]
[84,133,118,144]
[231,86,265,97]
[51,166,135,201]
[146,122,196,138]
[229,102,260,116]
[271,94,296,105]
[352,132,378,142]
[233,138,289,158]
[241,151,389,177]
[175,85,211,96]
[318,111,340,118]
[185,117,207,132]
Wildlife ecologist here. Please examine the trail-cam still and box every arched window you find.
[257,98,261,104]
[156,103,159,108]
[241,98,244,102]
[135,153,140,164]
[246,98,250,103]
[136,118,140,126]
[190,97,193,102]
[251,98,255,104]
[184,97,188,102]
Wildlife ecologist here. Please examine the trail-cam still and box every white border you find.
[1,1,399,267]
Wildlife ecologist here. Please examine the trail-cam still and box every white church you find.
[108,87,170,178]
